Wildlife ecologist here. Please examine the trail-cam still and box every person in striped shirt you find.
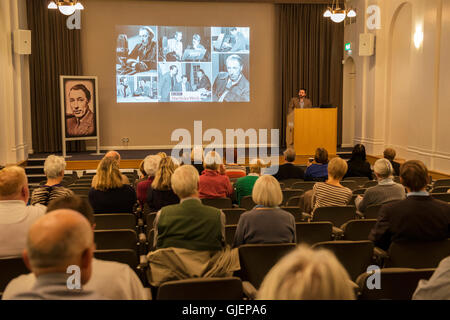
[31,155,73,206]
[311,157,353,215]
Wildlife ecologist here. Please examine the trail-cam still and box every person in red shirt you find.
[199,151,233,199]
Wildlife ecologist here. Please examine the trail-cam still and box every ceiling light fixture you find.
[324,0,356,23]
[48,1,84,16]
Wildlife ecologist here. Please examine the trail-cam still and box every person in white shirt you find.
[166,31,183,61]
[2,195,150,300]
[0,166,46,258]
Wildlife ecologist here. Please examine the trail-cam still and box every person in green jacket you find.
[234,159,265,205]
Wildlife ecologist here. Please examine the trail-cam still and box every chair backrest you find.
[286,195,302,207]
[433,179,450,188]
[312,206,357,228]
[363,181,378,188]
[238,243,296,289]
[364,204,383,219]
[356,268,435,300]
[295,222,333,245]
[201,197,232,209]
[344,176,370,187]
[94,214,136,230]
[342,219,377,241]
[279,179,304,188]
[146,212,157,229]
[223,208,246,225]
[280,206,303,222]
[282,189,304,205]
[68,186,91,196]
[431,193,450,202]
[94,229,138,250]
[240,196,256,211]
[432,186,450,194]
[291,182,315,191]
[386,239,450,268]
[353,188,366,195]
[225,225,237,246]
[157,277,243,300]
[340,180,358,191]
[312,240,375,281]
[94,249,139,271]
[0,257,29,294]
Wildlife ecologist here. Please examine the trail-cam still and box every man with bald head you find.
[10,209,103,299]
[0,166,46,258]
[91,150,130,186]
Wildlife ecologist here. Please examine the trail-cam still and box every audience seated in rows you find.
[413,256,450,300]
[233,175,296,247]
[234,159,264,205]
[3,195,149,300]
[30,155,73,206]
[198,151,233,199]
[136,154,161,207]
[224,149,247,179]
[92,151,130,187]
[89,157,137,214]
[304,148,329,181]
[369,160,450,250]
[0,166,46,258]
[355,158,406,213]
[383,147,401,176]
[146,156,180,212]
[7,209,103,299]
[273,148,304,181]
[257,245,355,300]
[303,157,352,214]
[148,165,238,286]
[344,144,373,180]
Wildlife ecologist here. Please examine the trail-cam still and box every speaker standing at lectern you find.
[286,88,313,147]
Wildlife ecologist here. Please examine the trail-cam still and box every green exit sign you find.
[345,43,352,51]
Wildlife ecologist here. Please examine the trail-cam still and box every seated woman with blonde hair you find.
[233,175,296,247]
[89,157,137,214]
[257,245,355,300]
[146,156,180,212]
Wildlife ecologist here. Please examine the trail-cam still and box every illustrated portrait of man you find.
[122,26,157,74]
[159,65,179,102]
[213,54,249,102]
[66,83,95,137]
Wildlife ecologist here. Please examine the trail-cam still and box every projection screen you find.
[116,25,250,103]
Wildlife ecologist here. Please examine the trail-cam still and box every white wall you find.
[0,0,31,166]
[344,0,450,173]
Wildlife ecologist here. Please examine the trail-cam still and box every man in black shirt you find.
[273,148,304,181]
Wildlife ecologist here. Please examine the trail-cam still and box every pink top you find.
[199,169,233,199]
[136,176,154,206]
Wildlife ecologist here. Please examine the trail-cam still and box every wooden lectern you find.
[293,108,337,155]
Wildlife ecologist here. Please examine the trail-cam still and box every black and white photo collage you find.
[116,26,250,103]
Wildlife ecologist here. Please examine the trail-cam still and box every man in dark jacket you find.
[273,148,304,181]
[369,160,450,250]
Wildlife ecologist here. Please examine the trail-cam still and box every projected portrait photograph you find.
[158,26,211,62]
[62,77,97,138]
[167,63,212,102]
[212,27,249,53]
[212,53,250,102]
[117,75,158,103]
[158,62,182,102]
[116,25,158,76]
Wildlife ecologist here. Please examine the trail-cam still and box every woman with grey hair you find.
[257,245,355,300]
[31,155,73,206]
[137,154,162,207]
[233,175,296,247]
[355,158,406,213]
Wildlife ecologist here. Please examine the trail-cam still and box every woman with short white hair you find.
[198,151,233,199]
[31,155,73,206]
[257,245,355,300]
[355,158,406,213]
[233,175,295,247]
[137,154,162,207]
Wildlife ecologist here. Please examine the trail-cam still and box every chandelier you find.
[323,0,356,23]
[48,0,84,16]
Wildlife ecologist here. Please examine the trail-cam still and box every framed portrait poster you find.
[60,76,101,157]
